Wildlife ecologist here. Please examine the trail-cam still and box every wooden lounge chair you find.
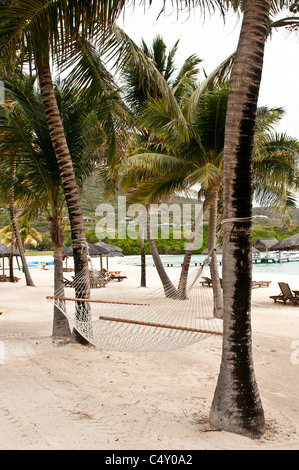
[63,272,107,289]
[88,271,108,288]
[102,268,122,276]
[252,280,271,288]
[200,276,213,287]
[270,282,299,305]
[0,274,21,282]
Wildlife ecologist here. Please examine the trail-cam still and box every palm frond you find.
[0,0,128,66]
[186,163,222,189]
[101,24,190,139]
[183,52,235,120]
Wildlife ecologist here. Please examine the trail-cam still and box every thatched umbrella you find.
[202,244,223,255]
[95,241,123,253]
[62,242,110,259]
[95,242,124,269]
[270,233,299,251]
[253,238,278,251]
[62,242,123,270]
[0,244,21,276]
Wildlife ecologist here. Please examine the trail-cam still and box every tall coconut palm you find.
[119,34,208,295]
[0,73,125,337]
[0,1,130,341]
[209,0,272,438]
[124,69,299,304]
[121,78,230,306]
[4,156,35,287]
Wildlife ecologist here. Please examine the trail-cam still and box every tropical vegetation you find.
[1,0,299,439]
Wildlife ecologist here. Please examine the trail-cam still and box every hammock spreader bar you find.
[99,315,223,336]
[46,295,150,306]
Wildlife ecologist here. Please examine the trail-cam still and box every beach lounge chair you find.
[0,274,21,282]
[99,270,127,282]
[88,271,108,288]
[200,276,213,287]
[63,277,75,287]
[200,277,223,288]
[270,282,299,305]
[252,280,271,288]
[63,272,107,289]
[102,268,122,276]
[108,274,127,282]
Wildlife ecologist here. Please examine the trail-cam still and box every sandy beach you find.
[0,256,299,450]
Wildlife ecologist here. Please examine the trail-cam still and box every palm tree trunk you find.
[146,207,177,298]
[208,188,223,318]
[52,243,71,337]
[9,229,15,283]
[209,0,269,438]
[49,210,71,338]
[37,55,90,344]
[177,197,206,300]
[9,157,35,287]
[140,210,146,287]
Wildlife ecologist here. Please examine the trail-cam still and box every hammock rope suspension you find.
[47,260,223,352]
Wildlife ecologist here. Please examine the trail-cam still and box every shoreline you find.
[0,258,299,450]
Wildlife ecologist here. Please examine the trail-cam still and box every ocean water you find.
[23,252,299,277]
[122,253,299,277]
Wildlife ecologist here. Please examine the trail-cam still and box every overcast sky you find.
[119,4,299,140]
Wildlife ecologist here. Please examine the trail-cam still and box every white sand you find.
[0,257,299,450]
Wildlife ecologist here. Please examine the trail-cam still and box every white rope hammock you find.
[47,263,223,352]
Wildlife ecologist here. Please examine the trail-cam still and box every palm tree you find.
[0,73,124,337]
[0,220,42,250]
[209,0,272,438]
[118,34,203,295]
[124,66,299,300]
[0,1,130,334]
[2,155,35,287]
[252,107,299,225]
[122,79,229,305]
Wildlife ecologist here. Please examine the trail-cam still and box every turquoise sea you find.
[122,252,299,277]
[23,251,299,277]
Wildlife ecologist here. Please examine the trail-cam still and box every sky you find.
[118,3,299,140]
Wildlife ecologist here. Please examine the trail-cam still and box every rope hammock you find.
[47,261,223,352]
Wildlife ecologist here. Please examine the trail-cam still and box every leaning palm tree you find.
[0,1,130,330]
[125,80,230,307]
[124,70,299,303]
[0,155,35,287]
[0,73,125,337]
[115,33,202,295]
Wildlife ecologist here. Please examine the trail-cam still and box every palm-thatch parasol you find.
[62,242,123,270]
[202,244,223,255]
[270,233,299,251]
[0,244,21,275]
[253,238,278,251]
[95,242,124,269]
[62,243,110,259]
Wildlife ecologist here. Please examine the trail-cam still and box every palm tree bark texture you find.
[9,156,35,287]
[37,56,90,343]
[49,207,71,338]
[209,0,271,438]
